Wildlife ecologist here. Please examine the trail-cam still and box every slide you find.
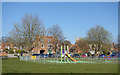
[65,53,76,62]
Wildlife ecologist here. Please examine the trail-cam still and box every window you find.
[0,46,1,48]
[47,39,51,42]
[47,44,52,48]
[41,39,44,42]
[5,46,8,48]
[41,44,44,48]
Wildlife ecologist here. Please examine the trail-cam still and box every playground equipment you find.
[60,43,76,62]
[20,43,118,64]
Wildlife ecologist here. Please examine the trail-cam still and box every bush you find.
[20,50,25,53]
[103,51,107,55]
[4,48,9,51]
[15,49,21,53]
[15,49,25,53]
[9,48,14,54]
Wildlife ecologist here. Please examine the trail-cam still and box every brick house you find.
[32,35,57,54]
[0,42,14,52]
[32,35,73,54]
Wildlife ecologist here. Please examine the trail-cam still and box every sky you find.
[2,2,118,44]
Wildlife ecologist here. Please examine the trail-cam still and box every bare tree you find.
[76,37,89,54]
[47,24,65,52]
[10,14,45,53]
[86,25,112,53]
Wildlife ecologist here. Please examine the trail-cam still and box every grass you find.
[2,58,118,73]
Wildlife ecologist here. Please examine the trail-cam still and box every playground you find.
[2,43,118,73]
[20,43,118,64]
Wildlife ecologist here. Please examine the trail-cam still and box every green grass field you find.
[2,58,118,73]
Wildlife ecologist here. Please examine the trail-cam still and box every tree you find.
[1,36,14,43]
[47,24,65,52]
[10,14,45,53]
[86,25,112,53]
[76,37,89,54]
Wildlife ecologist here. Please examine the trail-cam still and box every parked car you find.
[111,51,118,57]
[81,54,87,58]
[44,54,49,58]
[56,54,61,58]
[98,54,106,58]
[48,54,55,58]
[32,54,40,56]
[73,54,80,58]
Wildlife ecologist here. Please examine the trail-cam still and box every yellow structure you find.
[31,56,36,60]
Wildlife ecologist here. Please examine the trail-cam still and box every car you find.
[98,54,106,58]
[48,54,55,58]
[73,54,80,58]
[81,54,87,58]
[32,54,40,56]
[111,51,118,57]
[44,54,49,58]
[56,54,60,58]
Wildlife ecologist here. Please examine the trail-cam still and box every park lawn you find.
[2,58,118,73]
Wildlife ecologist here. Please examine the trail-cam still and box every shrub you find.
[9,48,14,54]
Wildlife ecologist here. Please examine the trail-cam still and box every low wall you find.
[7,54,17,58]
[23,53,30,56]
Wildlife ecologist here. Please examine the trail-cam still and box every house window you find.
[47,44,52,48]
[5,46,8,48]
[41,44,44,48]
[41,39,44,42]
[47,39,51,42]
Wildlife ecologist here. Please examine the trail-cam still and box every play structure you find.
[60,43,76,62]
[19,43,118,64]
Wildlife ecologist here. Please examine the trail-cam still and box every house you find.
[32,35,57,54]
[112,43,120,51]
[0,42,14,53]
[32,34,73,54]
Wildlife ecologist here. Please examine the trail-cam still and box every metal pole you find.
[61,46,62,62]
[20,56,21,61]
[67,45,69,62]
[44,56,45,64]
[57,57,58,64]
[64,44,65,62]
[26,56,27,61]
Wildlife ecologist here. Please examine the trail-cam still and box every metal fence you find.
[20,56,118,64]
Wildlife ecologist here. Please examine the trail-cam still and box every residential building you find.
[32,35,57,54]
[0,42,14,53]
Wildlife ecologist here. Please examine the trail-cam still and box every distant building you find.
[0,42,14,52]
[69,40,81,54]
[112,42,119,51]
[32,35,73,54]
[32,35,57,54]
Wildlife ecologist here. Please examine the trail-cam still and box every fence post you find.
[20,56,21,61]
[75,58,76,64]
[44,56,45,64]
[26,56,27,61]
[57,57,58,64]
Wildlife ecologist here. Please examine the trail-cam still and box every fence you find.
[20,56,118,64]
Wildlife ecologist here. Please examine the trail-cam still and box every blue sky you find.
[2,2,118,44]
